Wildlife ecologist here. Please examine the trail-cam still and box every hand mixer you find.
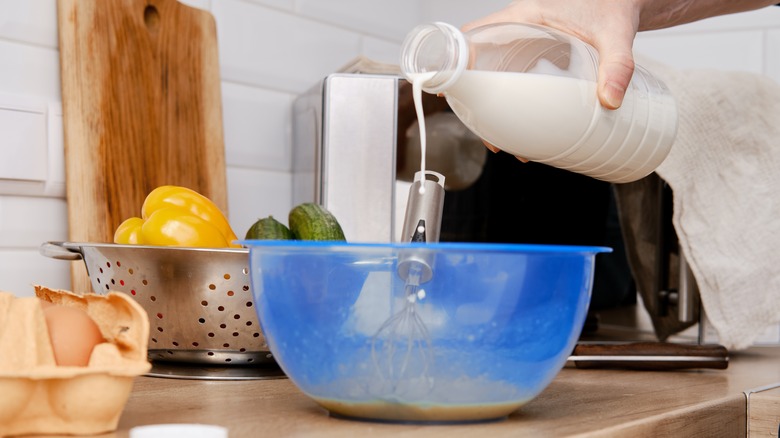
[371,170,446,396]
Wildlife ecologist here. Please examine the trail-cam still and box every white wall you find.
[1,1,779,298]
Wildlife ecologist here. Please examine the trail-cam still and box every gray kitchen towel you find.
[621,56,780,350]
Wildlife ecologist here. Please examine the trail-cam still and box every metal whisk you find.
[371,170,445,396]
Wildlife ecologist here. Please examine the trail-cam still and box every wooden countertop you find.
[89,347,780,438]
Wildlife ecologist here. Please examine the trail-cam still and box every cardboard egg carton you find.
[0,285,151,437]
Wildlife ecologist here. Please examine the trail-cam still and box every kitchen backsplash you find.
[1,0,778,342]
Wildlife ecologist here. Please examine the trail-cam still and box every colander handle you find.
[39,241,84,261]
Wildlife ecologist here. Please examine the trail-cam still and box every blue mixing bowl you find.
[242,240,609,423]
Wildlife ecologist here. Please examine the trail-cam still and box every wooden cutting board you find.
[57,0,228,293]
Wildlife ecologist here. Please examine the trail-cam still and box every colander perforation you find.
[74,244,271,366]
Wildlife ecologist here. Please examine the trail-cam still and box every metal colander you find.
[41,241,272,367]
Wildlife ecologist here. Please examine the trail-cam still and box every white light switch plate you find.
[0,93,47,182]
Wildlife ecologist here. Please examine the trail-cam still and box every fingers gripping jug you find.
[400,22,678,183]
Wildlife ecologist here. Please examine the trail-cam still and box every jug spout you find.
[400,22,468,94]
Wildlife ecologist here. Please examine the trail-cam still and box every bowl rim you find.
[239,239,612,255]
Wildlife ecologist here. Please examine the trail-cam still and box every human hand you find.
[462,0,641,110]
[463,0,778,109]
[462,0,777,161]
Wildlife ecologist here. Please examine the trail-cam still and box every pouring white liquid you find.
[411,72,436,194]
[399,72,446,245]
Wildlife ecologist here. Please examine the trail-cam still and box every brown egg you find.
[42,304,105,367]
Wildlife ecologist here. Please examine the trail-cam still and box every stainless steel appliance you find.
[292,73,401,243]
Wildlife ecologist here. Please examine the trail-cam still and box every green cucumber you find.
[245,215,294,240]
[288,203,346,241]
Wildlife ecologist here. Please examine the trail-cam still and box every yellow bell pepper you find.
[113,217,145,244]
[114,186,241,248]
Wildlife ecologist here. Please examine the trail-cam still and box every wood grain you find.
[57,0,227,292]
[748,385,780,437]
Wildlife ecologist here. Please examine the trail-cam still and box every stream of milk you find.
[410,72,436,194]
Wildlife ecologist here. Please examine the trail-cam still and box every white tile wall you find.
[0,196,67,247]
[221,82,293,172]
[419,0,509,26]
[768,30,780,83]
[243,0,294,12]
[361,36,402,65]
[635,7,780,74]
[0,250,71,295]
[0,40,60,101]
[635,30,766,73]
[0,0,777,351]
[45,103,65,197]
[0,196,70,294]
[213,0,363,93]
[227,167,292,237]
[295,0,420,40]
[0,0,58,48]
[179,0,211,11]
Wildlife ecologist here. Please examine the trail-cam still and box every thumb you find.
[594,39,636,110]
